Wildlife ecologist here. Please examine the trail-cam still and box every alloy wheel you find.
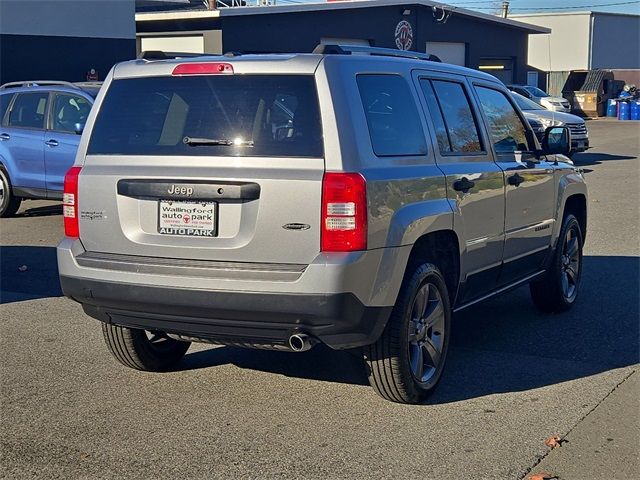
[408,282,446,384]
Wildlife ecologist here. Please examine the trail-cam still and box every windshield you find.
[524,86,550,98]
[511,92,544,111]
[88,75,323,157]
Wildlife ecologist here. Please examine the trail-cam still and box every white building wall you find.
[591,13,640,69]
[514,13,591,71]
[0,0,135,39]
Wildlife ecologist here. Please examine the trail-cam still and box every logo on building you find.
[395,20,413,51]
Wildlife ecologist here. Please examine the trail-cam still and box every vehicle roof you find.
[0,84,99,99]
[113,52,503,84]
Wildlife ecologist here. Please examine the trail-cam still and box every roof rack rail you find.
[137,50,205,61]
[0,80,77,90]
[312,44,441,63]
[73,81,103,88]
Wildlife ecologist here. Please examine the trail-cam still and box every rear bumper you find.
[60,275,391,350]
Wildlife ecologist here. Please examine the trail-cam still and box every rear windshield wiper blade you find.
[183,136,254,147]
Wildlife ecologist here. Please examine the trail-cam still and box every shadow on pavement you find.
[0,246,62,304]
[572,152,636,167]
[181,255,640,402]
[16,204,63,217]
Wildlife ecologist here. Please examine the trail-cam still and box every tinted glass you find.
[0,94,14,124]
[511,92,543,111]
[431,80,482,153]
[357,74,427,156]
[525,86,549,97]
[8,93,48,129]
[419,80,450,153]
[52,94,92,133]
[88,76,323,157]
[476,86,530,154]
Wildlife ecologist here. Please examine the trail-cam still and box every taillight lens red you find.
[321,172,367,252]
[63,166,81,238]
[172,62,234,75]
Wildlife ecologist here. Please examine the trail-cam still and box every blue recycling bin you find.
[618,101,630,120]
[630,101,640,120]
[607,99,617,117]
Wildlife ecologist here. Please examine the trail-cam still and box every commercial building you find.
[0,0,136,84]
[512,11,640,91]
[136,0,549,85]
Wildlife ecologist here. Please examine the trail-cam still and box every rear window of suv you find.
[87,75,323,157]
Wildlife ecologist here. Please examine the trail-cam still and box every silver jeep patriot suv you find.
[57,46,587,404]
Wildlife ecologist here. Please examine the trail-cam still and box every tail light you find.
[172,62,233,75]
[63,166,81,238]
[321,172,367,252]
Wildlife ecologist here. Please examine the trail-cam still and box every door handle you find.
[508,173,524,187]
[0,133,10,141]
[453,177,475,193]
[45,139,59,147]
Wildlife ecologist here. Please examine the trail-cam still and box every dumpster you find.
[562,70,620,117]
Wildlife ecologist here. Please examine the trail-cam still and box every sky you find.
[444,0,640,15]
[272,0,640,15]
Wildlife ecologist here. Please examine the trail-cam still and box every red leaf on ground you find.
[544,434,563,448]
[529,473,558,480]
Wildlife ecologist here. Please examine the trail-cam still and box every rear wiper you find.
[183,136,254,147]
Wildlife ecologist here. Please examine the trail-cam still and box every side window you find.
[475,86,530,154]
[357,74,427,157]
[8,93,49,129]
[0,94,14,125]
[419,80,450,153]
[429,80,483,153]
[52,94,92,133]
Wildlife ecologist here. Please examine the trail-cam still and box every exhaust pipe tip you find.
[288,333,314,352]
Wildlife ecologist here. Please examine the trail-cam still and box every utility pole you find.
[501,1,509,18]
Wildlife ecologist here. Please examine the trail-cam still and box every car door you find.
[2,92,48,192]
[45,92,92,194]
[472,83,556,285]
[414,72,505,304]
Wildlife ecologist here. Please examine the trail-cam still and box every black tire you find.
[530,213,583,313]
[364,263,451,404]
[102,324,191,371]
[0,168,22,218]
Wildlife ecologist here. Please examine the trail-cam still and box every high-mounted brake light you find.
[63,166,82,238]
[172,62,234,75]
[321,172,367,252]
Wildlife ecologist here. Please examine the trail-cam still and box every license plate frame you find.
[157,200,218,237]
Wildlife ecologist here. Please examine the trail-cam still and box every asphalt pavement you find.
[1,119,638,479]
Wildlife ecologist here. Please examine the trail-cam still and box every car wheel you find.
[530,213,583,313]
[0,168,22,217]
[364,263,451,404]
[102,324,191,371]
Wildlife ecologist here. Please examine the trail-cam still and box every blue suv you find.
[0,81,100,217]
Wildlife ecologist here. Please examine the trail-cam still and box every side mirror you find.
[541,126,571,156]
[74,123,85,135]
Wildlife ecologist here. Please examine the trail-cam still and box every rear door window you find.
[8,93,49,129]
[427,80,483,154]
[51,94,92,133]
[88,75,323,157]
[357,74,427,157]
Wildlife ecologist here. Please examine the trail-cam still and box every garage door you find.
[425,42,466,66]
[141,35,204,54]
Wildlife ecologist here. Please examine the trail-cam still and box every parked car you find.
[57,46,587,404]
[511,91,589,157]
[507,84,571,113]
[0,81,100,217]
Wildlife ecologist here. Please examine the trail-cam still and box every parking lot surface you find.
[1,119,638,479]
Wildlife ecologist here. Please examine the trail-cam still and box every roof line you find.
[136,0,550,33]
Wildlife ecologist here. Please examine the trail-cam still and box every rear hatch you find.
[77,60,324,265]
